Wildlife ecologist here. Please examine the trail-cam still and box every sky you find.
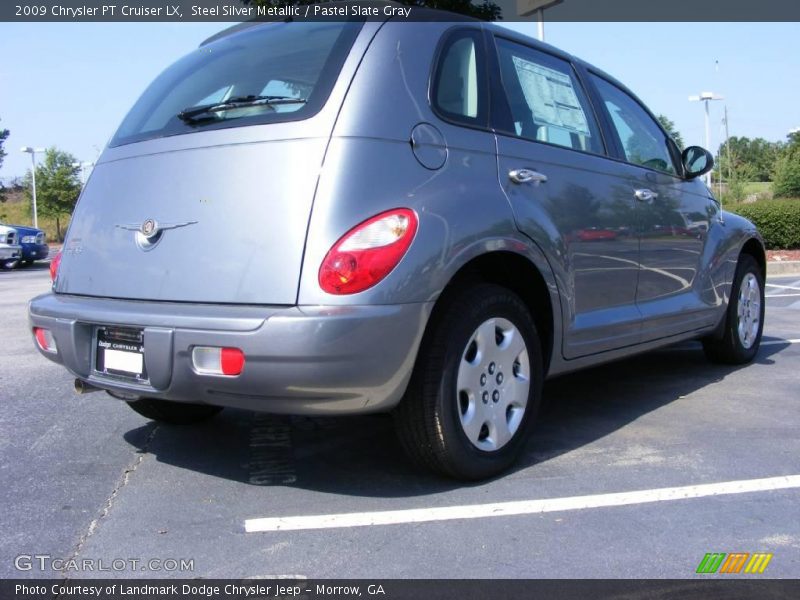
[1,20,799,180]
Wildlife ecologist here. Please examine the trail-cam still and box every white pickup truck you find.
[0,224,22,270]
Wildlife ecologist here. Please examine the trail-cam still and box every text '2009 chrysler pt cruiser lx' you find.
[30,12,765,479]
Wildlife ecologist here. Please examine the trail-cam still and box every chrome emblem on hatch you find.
[117,219,197,236]
[141,218,157,238]
[116,219,198,251]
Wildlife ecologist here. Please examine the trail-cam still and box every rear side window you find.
[590,75,677,175]
[110,21,363,147]
[494,38,602,154]
[431,29,488,128]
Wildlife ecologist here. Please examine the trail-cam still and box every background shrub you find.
[727,200,800,249]
[772,150,800,198]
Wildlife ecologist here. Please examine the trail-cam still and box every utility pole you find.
[724,106,730,197]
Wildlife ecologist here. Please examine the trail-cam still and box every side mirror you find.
[682,146,714,179]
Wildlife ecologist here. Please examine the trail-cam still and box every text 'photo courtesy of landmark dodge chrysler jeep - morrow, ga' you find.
[29,10,766,480]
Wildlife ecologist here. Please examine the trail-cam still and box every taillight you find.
[49,251,62,283]
[33,327,57,354]
[192,347,245,376]
[319,208,418,295]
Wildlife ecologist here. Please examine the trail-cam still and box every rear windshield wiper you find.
[178,95,307,122]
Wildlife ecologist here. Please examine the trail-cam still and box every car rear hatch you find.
[56,19,375,305]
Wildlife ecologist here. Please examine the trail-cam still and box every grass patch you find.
[0,200,71,243]
[742,181,771,195]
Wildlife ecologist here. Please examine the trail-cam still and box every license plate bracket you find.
[95,326,147,381]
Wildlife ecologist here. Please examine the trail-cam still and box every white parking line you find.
[766,293,800,298]
[761,339,800,346]
[765,283,800,291]
[244,474,800,533]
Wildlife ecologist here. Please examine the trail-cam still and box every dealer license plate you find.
[96,326,147,380]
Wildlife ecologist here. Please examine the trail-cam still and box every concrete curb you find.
[767,261,800,278]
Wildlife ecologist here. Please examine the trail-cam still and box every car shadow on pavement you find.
[5,260,51,272]
[122,340,788,497]
[527,340,783,466]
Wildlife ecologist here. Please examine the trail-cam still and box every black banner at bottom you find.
[3,579,799,600]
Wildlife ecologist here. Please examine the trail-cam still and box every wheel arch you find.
[740,236,766,280]
[427,250,558,375]
[707,235,766,342]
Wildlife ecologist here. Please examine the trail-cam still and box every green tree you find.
[719,147,756,204]
[773,133,800,198]
[242,0,502,19]
[23,147,81,238]
[0,118,9,203]
[657,114,684,150]
[718,136,782,182]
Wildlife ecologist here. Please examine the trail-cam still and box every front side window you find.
[494,38,602,154]
[110,21,363,147]
[431,29,487,127]
[590,75,677,175]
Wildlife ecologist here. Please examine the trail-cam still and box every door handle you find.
[509,169,548,185]
[634,188,658,202]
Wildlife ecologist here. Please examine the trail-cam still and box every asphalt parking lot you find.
[1,263,798,579]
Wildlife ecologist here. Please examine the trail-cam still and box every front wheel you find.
[394,284,543,480]
[703,254,765,364]
[125,397,223,424]
[0,259,19,270]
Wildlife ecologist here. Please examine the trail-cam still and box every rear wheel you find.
[703,254,764,364]
[125,397,223,424]
[0,259,18,270]
[394,284,543,480]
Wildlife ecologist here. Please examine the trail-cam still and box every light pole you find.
[20,146,45,229]
[517,0,564,41]
[689,92,723,187]
[71,161,94,185]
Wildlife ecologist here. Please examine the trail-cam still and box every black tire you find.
[703,254,765,364]
[125,397,223,424]
[0,259,18,270]
[394,283,543,480]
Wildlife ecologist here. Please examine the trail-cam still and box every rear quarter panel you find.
[298,22,560,316]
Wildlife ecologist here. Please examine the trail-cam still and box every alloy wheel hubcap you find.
[456,317,530,451]
[736,273,761,349]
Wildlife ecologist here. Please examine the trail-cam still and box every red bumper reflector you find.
[34,327,57,353]
[192,346,245,376]
[220,347,245,376]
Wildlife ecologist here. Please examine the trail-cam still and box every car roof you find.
[482,22,654,111]
[200,1,477,47]
[483,22,575,63]
[199,10,645,114]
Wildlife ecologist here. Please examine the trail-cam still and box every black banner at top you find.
[3,0,800,22]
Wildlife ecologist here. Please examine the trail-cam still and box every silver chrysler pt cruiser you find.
[29,9,766,479]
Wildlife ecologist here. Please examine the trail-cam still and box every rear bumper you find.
[28,293,432,415]
[0,245,21,260]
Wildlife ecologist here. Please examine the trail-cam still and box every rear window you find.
[110,21,363,147]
